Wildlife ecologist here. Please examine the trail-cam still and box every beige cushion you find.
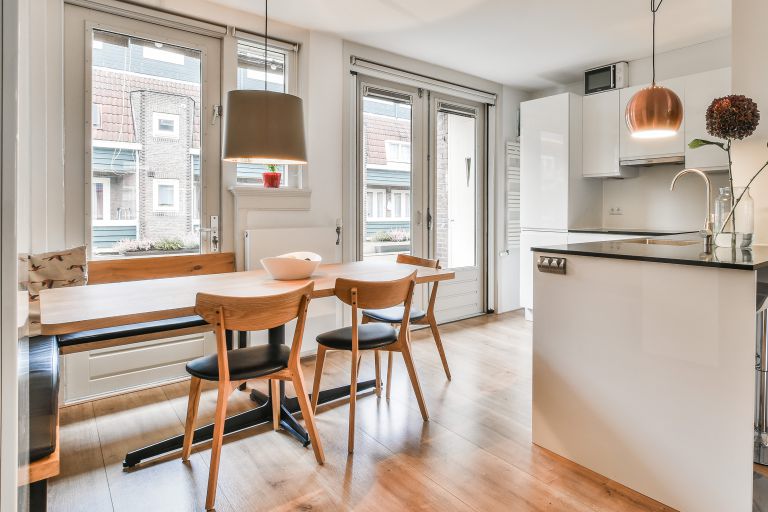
[27,246,88,336]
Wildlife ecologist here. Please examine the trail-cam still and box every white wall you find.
[732,0,768,244]
[497,85,528,312]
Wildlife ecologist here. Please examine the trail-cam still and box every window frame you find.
[152,178,181,212]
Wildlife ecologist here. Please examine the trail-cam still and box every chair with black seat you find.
[312,271,428,454]
[363,254,451,400]
[181,282,324,511]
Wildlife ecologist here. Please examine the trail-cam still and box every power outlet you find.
[609,207,623,216]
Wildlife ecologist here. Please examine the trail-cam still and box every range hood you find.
[619,154,685,166]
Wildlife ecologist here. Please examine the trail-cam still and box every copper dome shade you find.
[625,84,683,139]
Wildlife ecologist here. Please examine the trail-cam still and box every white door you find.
[429,96,485,321]
[63,5,221,401]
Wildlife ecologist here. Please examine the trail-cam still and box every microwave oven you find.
[584,62,629,95]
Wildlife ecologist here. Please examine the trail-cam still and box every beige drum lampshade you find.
[222,89,307,164]
[625,84,683,139]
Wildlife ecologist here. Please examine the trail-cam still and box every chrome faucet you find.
[670,168,713,249]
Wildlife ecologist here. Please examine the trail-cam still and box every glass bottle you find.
[714,186,754,248]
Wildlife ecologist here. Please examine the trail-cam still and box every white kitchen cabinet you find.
[619,77,686,163]
[684,67,730,172]
[520,93,602,231]
[583,90,637,178]
[520,230,568,315]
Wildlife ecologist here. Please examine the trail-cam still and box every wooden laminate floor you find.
[48,311,675,512]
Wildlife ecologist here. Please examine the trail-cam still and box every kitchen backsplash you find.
[602,165,729,231]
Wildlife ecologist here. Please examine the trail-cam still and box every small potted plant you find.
[263,164,281,189]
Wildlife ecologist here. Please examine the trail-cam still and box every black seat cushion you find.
[28,336,59,462]
[362,306,426,324]
[186,344,291,381]
[316,323,398,351]
[57,315,208,348]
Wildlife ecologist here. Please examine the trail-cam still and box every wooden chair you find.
[311,272,428,454]
[363,254,451,400]
[182,282,324,511]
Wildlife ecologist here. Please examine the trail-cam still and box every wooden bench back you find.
[88,252,236,285]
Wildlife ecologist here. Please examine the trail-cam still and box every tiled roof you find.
[92,67,201,147]
[363,113,410,167]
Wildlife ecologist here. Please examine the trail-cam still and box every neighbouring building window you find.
[391,190,410,219]
[152,112,180,139]
[384,141,411,166]
[366,189,386,219]
[153,178,180,211]
[92,177,111,222]
[235,39,298,185]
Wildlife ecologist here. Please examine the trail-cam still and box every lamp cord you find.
[264,0,268,92]
[651,0,664,85]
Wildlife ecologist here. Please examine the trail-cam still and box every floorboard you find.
[48,311,675,511]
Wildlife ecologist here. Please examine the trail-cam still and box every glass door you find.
[429,96,485,321]
[357,78,425,262]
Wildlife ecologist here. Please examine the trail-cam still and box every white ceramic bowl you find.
[260,252,322,280]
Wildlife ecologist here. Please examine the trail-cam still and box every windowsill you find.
[229,185,311,210]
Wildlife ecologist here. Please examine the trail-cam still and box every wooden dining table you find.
[40,260,454,467]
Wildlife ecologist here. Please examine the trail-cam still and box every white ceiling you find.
[211,0,731,91]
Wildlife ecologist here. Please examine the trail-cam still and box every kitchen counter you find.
[533,233,768,270]
[532,239,763,512]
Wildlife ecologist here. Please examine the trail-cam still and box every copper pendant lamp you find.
[625,0,683,139]
[222,0,307,164]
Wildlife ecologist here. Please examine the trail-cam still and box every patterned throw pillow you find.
[27,246,88,336]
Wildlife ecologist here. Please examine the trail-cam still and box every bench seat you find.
[57,315,210,352]
[28,336,59,463]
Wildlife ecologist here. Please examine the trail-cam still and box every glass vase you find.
[714,186,754,248]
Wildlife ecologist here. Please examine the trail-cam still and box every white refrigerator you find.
[519,93,602,318]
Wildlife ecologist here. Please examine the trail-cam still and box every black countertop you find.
[568,227,697,236]
[532,233,768,270]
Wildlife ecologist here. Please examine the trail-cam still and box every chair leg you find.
[181,376,203,462]
[429,318,451,381]
[205,383,232,511]
[401,332,429,421]
[291,368,325,464]
[348,349,359,454]
[374,350,381,397]
[311,345,326,413]
[270,379,281,431]
[386,351,393,400]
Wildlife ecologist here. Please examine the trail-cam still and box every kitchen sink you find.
[621,238,700,246]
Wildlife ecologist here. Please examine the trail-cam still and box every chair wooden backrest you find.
[334,272,417,348]
[88,252,236,285]
[194,282,314,380]
[396,254,440,319]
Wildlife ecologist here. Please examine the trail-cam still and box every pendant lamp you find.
[625,0,683,139]
[222,0,307,164]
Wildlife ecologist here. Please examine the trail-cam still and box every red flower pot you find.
[262,172,281,188]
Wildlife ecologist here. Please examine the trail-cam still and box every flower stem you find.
[727,143,737,247]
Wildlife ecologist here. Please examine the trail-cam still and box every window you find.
[385,141,411,164]
[152,112,180,139]
[235,38,298,185]
[143,44,185,65]
[153,178,180,211]
[366,189,386,219]
[391,190,410,219]
[92,177,111,222]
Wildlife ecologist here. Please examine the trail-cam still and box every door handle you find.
[465,157,472,187]
[199,215,220,252]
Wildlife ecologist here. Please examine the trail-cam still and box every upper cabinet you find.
[582,90,637,178]
[619,77,686,164]
[684,68,730,172]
